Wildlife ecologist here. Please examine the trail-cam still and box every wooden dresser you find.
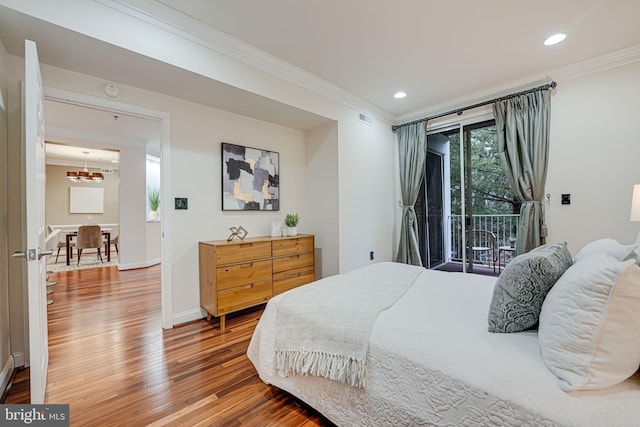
[199,234,315,330]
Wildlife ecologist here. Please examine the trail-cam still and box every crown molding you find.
[549,43,640,82]
[94,0,395,124]
[395,77,554,125]
[396,44,640,125]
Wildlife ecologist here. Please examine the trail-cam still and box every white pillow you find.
[573,238,637,263]
[538,253,640,391]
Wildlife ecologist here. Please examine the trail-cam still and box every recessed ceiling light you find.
[394,91,407,99]
[111,160,119,163]
[544,33,566,46]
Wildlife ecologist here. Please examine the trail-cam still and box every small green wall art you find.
[221,142,279,211]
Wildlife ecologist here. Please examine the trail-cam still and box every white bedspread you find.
[275,262,422,387]
[248,262,640,426]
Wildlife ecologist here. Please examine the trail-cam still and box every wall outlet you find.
[369,251,374,260]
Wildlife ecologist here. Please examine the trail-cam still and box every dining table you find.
[65,228,111,265]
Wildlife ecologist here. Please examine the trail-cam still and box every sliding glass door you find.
[416,150,445,268]
[418,119,517,273]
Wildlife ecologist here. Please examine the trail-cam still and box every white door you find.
[14,39,49,404]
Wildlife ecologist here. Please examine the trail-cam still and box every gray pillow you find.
[487,242,572,333]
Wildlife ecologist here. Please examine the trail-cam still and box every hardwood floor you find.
[4,265,334,426]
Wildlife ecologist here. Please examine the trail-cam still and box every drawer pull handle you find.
[240,263,254,268]
[239,243,252,248]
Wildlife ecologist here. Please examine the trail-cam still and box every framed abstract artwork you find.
[221,142,280,211]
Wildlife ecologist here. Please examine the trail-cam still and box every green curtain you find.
[493,90,551,255]
[395,123,427,266]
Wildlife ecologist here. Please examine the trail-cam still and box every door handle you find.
[12,249,51,261]
[12,249,36,260]
[39,250,53,259]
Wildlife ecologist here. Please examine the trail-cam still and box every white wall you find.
[146,220,160,265]
[45,164,120,225]
[305,122,339,278]
[168,101,310,318]
[118,144,148,269]
[546,61,640,252]
[338,116,397,272]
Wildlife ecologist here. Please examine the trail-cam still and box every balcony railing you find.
[448,214,519,262]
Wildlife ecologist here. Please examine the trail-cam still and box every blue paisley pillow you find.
[488,242,573,333]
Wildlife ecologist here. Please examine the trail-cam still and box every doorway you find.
[418,119,517,274]
[43,88,173,328]
[44,143,121,271]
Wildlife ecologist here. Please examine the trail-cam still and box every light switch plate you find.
[175,198,188,210]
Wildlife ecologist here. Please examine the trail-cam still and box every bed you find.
[247,260,640,426]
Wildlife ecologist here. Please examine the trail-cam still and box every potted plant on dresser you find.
[284,213,299,236]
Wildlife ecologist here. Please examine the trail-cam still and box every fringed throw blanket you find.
[275,262,424,388]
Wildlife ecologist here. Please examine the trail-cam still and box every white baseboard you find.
[117,259,161,270]
[172,308,205,326]
[0,355,14,396]
[11,352,24,368]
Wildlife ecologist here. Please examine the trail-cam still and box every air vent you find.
[358,112,373,126]
[101,168,114,174]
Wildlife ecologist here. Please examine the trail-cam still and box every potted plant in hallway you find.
[148,186,160,220]
[284,213,299,236]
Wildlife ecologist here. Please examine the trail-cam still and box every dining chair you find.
[49,225,75,264]
[45,228,61,253]
[104,232,118,256]
[76,225,103,265]
[55,234,74,264]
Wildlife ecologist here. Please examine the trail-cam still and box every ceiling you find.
[45,143,120,168]
[43,98,161,167]
[44,100,161,144]
[0,4,334,132]
[1,0,640,131]
[155,0,640,117]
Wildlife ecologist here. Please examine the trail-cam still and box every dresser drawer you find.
[216,260,272,290]
[215,241,271,264]
[217,280,272,314]
[273,271,315,295]
[273,252,314,276]
[272,236,313,257]
[199,235,315,330]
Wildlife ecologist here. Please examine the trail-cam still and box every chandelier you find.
[67,151,104,183]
